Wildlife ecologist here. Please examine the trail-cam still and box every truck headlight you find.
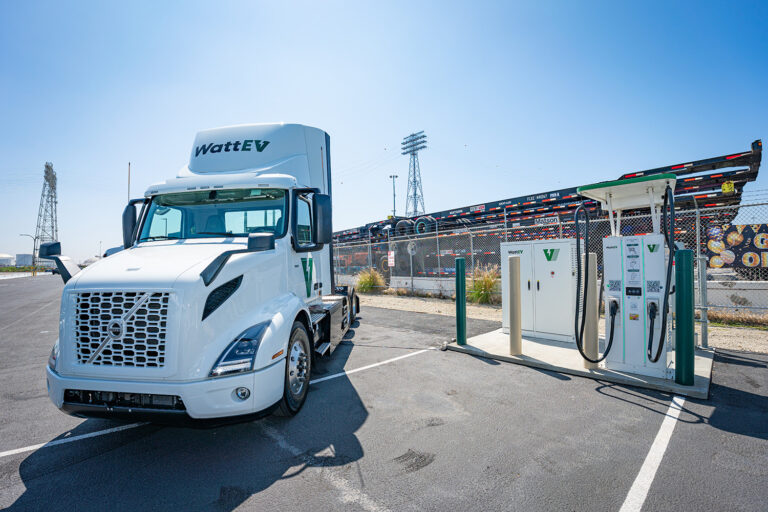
[209,321,270,377]
[48,340,60,371]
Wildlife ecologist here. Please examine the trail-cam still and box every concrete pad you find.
[446,329,713,399]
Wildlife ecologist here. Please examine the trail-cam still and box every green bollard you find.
[456,257,467,346]
[675,249,695,386]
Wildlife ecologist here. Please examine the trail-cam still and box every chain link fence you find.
[335,202,768,326]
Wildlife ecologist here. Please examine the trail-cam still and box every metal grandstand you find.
[334,140,762,243]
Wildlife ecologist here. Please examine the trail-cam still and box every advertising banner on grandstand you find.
[706,224,768,268]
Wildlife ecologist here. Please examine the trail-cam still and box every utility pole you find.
[19,233,38,268]
[128,162,131,201]
[389,174,398,217]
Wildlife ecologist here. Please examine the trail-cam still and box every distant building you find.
[39,259,56,269]
[15,254,33,267]
[0,253,14,266]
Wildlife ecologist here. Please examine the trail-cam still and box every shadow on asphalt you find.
[594,349,768,441]
[467,353,501,365]
[713,351,767,369]
[10,328,369,512]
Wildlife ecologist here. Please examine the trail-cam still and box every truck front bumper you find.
[46,360,285,423]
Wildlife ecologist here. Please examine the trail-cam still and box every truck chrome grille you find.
[75,291,170,367]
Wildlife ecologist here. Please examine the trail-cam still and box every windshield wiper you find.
[140,235,183,241]
[197,231,242,237]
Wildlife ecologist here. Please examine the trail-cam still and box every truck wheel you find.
[276,321,311,416]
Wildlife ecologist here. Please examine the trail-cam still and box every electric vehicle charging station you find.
[576,174,677,380]
[448,173,711,398]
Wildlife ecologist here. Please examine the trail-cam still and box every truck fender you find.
[252,293,310,371]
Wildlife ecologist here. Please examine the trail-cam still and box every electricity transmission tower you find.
[401,131,427,217]
[34,162,58,267]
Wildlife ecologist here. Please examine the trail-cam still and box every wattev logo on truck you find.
[301,257,313,297]
[195,139,270,157]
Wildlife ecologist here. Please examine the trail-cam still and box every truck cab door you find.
[291,190,321,303]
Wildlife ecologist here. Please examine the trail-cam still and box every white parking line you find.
[0,300,57,332]
[309,348,434,385]
[262,425,389,512]
[619,395,686,512]
[0,348,434,459]
[0,423,145,458]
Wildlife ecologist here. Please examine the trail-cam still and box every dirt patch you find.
[359,294,502,322]
[358,294,768,354]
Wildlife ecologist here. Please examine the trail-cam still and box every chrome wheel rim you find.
[287,338,308,396]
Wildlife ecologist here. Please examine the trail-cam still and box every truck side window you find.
[296,193,314,246]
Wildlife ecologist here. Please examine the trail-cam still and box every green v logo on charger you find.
[648,244,659,253]
[300,257,313,297]
[543,248,560,261]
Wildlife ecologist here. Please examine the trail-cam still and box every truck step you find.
[315,342,331,356]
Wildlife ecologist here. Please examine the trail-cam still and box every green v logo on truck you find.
[543,248,560,261]
[194,139,270,156]
[648,244,659,253]
[301,257,313,297]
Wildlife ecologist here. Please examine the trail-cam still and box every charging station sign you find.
[706,223,768,268]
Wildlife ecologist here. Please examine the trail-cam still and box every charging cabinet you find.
[602,234,672,379]
[501,239,577,342]
[578,174,678,380]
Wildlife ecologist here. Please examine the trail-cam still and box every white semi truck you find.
[41,123,359,423]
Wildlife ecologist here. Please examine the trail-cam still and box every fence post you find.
[436,222,442,279]
[409,249,414,293]
[698,259,709,349]
[455,257,466,345]
[469,232,475,285]
[367,233,372,270]
[504,212,508,242]
[675,249,695,385]
[694,203,709,348]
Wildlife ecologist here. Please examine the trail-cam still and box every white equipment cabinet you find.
[500,239,576,342]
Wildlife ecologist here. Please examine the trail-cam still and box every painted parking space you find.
[1,278,766,511]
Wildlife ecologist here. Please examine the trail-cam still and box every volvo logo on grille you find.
[107,319,124,339]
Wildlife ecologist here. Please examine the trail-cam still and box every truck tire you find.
[276,321,311,416]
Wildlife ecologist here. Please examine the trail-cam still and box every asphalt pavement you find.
[0,275,766,511]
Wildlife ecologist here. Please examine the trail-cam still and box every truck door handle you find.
[527,280,531,290]
[536,281,540,291]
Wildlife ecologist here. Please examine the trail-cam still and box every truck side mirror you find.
[313,194,332,245]
[122,203,137,249]
[39,241,61,258]
[38,241,81,284]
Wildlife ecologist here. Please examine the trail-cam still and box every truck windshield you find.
[138,188,287,241]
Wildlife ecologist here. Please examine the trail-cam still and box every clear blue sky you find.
[1,1,766,262]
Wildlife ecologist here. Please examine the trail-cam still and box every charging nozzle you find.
[647,301,658,319]
[609,300,619,317]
